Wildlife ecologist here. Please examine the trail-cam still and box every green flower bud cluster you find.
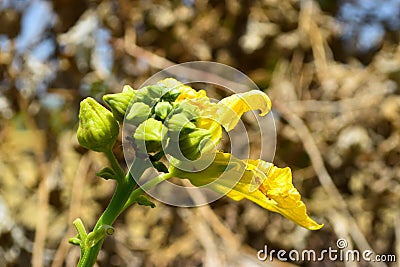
[77,79,213,161]
[124,80,212,161]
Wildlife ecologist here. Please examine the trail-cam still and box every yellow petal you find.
[176,87,207,101]
[217,90,272,131]
[171,85,272,144]
[186,90,272,144]
[197,117,222,143]
[184,98,223,143]
[170,152,323,230]
[234,163,323,230]
[185,90,272,133]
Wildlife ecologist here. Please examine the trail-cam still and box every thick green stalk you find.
[77,183,129,266]
[123,172,173,210]
[77,157,147,267]
[103,149,125,183]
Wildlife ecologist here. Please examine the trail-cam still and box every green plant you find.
[70,78,323,266]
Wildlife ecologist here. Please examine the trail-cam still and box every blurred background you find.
[0,0,399,266]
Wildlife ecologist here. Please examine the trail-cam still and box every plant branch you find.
[104,149,125,182]
[123,172,173,210]
[76,157,149,267]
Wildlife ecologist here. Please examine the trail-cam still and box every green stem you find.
[123,172,173,210]
[77,181,131,266]
[76,156,174,267]
[73,218,88,241]
[104,149,125,183]
[77,158,148,267]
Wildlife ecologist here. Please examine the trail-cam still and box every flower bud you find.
[166,127,212,160]
[156,78,193,102]
[146,85,164,99]
[133,118,166,154]
[154,102,172,120]
[134,85,163,105]
[161,88,180,102]
[182,129,213,160]
[77,97,119,152]
[126,102,151,125]
[172,101,200,121]
[167,113,196,134]
[103,85,135,122]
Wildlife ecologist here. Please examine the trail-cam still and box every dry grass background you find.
[0,0,399,266]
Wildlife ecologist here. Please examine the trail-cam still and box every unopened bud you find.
[134,118,166,154]
[126,102,151,125]
[156,78,191,102]
[166,128,212,160]
[154,102,172,120]
[167,113,196,134]
[103,85,135,122]
[134,85,162,105]
[173,101,200,120]
[77,97,119,152]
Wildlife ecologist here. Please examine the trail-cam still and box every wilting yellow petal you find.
[170,152,323,230]
[185,90,272,144]
[169,84,272,145]
[189,90,272,133]
[217,90,272,131]
[231,162,323,230]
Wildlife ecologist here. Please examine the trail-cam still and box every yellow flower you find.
[149,78,322,230]
[177,87,272,145]
[170,152,323,230]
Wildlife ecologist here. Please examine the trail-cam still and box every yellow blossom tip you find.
[218,90,272,131]
[170,152,323,230]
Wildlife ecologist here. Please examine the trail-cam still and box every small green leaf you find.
[134,195,156,208]
[68,235,81,246]
[96,167,116,180]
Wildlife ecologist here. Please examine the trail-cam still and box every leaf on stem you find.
[86,225,115,248]
[96,167,117,180]
[133,195,156,208]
